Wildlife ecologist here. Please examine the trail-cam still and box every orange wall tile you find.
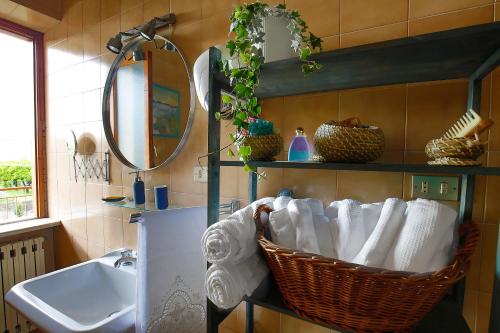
[43,0,500,332]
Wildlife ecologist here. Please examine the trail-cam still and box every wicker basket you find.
[314,118,385,162]
[425,138,484,160]
[254,204,479,333]
[240,134,283,161]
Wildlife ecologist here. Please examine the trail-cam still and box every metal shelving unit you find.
[206,21,500,333]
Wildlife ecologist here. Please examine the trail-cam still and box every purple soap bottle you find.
[288,127,311,161]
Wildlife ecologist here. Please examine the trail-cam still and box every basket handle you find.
[452,222,480,265]
[254,204,274,234]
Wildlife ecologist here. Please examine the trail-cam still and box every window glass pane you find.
[0,30,35,223]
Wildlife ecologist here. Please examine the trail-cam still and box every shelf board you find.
[243,279,471,333]
[101,200,175,212]
[214,21,500,98]
[219,160,500,176]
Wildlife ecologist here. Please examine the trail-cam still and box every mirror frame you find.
[102,36,196,171]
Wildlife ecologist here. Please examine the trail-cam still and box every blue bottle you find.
[131,172,145,205]
[154,185,168,210]
[288,127,311,161]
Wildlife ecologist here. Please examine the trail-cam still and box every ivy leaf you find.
[239,145,252,158]
[222,94,233,104]
[299,47,311,60]
[236,111,247,122]
[227,148,235,158]
[226,40,236,56]
[243,163,256,173]
[215,112,221,121]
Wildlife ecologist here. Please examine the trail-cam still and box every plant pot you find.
[240,134,283,161]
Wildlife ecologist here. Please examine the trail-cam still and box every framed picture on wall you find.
[152,83,180,138]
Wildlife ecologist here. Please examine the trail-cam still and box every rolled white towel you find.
[274,196,292,211]
[352,198,407,267]
[201,197,274,264]
[383,199,457,273]
[288,199,321,254]
[269,208,296,249]
[205,255,268,309]
[313,214,336,258]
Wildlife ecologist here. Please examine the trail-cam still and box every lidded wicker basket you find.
[314,118,385,162]
[253,204,479,333]
[240,134,283,161]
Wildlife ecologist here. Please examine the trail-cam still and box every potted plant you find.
[219,1,323,175]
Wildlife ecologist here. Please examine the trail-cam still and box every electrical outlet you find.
[411,175,460,201]
[193,166,208,183]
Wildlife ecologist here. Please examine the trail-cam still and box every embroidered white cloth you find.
[205,255,268,309]
[383,198,457,273]
[201,198,274,264]
[136,208,207,333]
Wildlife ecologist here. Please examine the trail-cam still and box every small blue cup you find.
[154,185,168,210]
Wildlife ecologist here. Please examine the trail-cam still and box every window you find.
[0,18,46,223]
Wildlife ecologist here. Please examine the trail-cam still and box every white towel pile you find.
[202,196,458,310]
[267,197,458,273]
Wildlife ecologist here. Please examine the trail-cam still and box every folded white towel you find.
[288,199,321,254]
[352,198,407,267]
[313,214,336,258]
[269,208,296,249]
[325,201,340,221]
[336,199,382,261]
[303,198,324,216]
[383,199,457,273]
[205,255,268,309]
[274,196,292,211]
[201,197,274,264]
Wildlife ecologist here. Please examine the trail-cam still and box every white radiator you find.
[0,237,45,333]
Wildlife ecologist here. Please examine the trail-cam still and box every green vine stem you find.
[219,1,323,175]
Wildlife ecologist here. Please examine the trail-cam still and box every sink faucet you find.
[114,249,137,268]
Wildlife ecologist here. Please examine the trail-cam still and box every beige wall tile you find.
[121,4,143,30]
[83,0,100,28]
[406,80,467,151]
[286,0,340,37]
[341,0,408,33]
[340,22,407,48]
[281,314,331,333]
[409,0,493,19]
[101,0,120,20]
[476,292,493,333]
[144,0,170,22]
[409,5,494,36]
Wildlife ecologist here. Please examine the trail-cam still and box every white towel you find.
[136,208,207,333]
[352,198,407,267]
[274,196,291,211]
[313,214,336,258]
[383,199,457,273]
[201,197,274,264]
[325,201,340,221]
[288,199,321,254]
[205,255,268,309]
[269,208,296,249]
[335,200,382,261]
[303,198,324,216]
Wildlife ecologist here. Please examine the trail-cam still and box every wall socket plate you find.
[193,166,208,183]
[411,175,460,201]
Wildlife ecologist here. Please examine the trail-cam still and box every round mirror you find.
[102,36,195,170]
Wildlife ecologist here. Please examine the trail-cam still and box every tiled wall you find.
[43,0,500,332]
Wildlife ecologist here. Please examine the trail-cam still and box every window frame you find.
[0,18,47,219]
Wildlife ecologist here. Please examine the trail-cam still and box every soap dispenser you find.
[130,171,145,205]
[288,127,311,161]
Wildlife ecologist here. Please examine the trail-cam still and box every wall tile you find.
[100,15,120,54]
[282,169,337,204]
[406,80,467,151]
[409,5,494,36]
[83,24,101,61]
[121,5,143,30]
[171,0,202,22]
[101,0,120,20]
[144,0,170,22]
[340,22,407,48]
[341,0,408,33]
[83,0,101,29]
[281,314,331,333]
[409,0,493,19]
[286,0,340,37]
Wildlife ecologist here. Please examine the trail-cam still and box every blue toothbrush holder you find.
[154,185,168,210]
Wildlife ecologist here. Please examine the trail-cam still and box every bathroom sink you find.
[6,250,136,333]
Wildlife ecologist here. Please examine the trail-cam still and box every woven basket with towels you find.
[253,204,479,333]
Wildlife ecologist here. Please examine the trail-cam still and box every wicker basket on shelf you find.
[253,204,479,333]
[425,137,484,166]
[314,118,385,163]
[240,134,283,161]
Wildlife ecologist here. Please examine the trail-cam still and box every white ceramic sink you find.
[6,250,136,333]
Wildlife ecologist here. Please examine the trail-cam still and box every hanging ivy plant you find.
[219,1,323,174]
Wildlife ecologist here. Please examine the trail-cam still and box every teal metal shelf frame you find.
[206,21,500,333]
